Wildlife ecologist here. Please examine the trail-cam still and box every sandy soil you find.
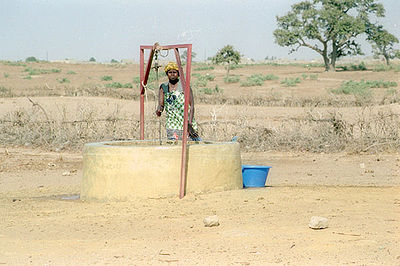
[0,147,399,265]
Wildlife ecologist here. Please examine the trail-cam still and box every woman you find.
[155,62,200,141]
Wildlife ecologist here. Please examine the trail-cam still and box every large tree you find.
[274,0,385,71]
[212,45,241,77]
[366,24,399,65]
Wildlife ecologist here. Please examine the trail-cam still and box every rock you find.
[359,163,365,169]
[62,171,71,176]
[203,215,220,227]
[309,216,329,229]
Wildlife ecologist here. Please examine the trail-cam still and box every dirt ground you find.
[0,147,399,265]
[0,62,399,265]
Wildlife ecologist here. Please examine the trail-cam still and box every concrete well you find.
[81,140,242,200]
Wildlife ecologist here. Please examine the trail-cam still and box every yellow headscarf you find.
[164,62,179,74]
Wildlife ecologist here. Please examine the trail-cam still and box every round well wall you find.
[81,140,242,200]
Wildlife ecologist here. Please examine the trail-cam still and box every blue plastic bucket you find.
[242,165,271,188]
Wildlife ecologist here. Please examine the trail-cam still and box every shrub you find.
[240,74,265,87]
[58,78,70,83]
[281,77,301,87]
[195,73,215,83]
[331,80,372,103]
[350,62,367,71]
[111,59,119,63]
[0,86,13,97]
[24,67,61,75]
[200,85,222,95]
[223,75,240,83]
[67,71,76,74]
[264,74,279,80]
[89,57,96,62]
[229,64,243,70]
[106,82,133,88]
[339,62,367,71]
[365,80,397,88]
[25,56,38,62]
[2,61,26,67]
[101,75,113,81]
[194,65,214,71]
[4,73,9,78]
[373,64,400,72]
[193,79,208,88]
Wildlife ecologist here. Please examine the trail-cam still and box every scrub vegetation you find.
[1,60,400,153]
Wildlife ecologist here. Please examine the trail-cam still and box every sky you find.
[1,0,399,62]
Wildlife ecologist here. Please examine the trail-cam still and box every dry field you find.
[0,60,399,265]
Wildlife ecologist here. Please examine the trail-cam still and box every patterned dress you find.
[161,81,198,140]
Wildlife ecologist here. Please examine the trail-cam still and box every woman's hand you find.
[156,106,163,116]
[188,123,199,139]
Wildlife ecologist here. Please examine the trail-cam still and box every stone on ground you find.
[309,216,329,229]
[203,215,220,227]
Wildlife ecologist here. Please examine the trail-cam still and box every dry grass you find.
[1,102,399,153]
[1,61,400,153]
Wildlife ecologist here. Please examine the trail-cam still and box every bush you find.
[67,71,76,74]
[351,62,367,71]
[365,80,397,88]
[0,86,13,97]
[24,67,61,75]
[264,74,279,80]
[2,61,26,67]
[194,65,214,71]
[240,74,265,87]
[331,80,372,101]
[57,78,70,83]
[200,85,222,95]
[106,82,133,88]
[111,59,119,63]
[25,56,38,62]
[89,57,96,62]
[193,79,208,88]
[101,75,113,81]
[373,64,400,72]
[224,75,240,83]
[281,77,301,87]
[339,62,367,71]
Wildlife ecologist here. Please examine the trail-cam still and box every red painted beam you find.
[139,43,192,198]
[139,43,158,139]
[174,45,192,199]
[139,48,145,140]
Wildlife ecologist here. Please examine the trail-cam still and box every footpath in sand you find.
[0,147,399,265]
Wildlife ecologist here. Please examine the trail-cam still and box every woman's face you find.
[167,69,179,81]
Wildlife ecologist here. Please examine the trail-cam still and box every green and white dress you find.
[161,81,198,140]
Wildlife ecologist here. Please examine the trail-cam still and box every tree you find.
[25,56,38,62]
[181,50,197,62]
[89,57,96,62]
[212,45,241,77]
[274,0,385,71]
[366,24,399,65]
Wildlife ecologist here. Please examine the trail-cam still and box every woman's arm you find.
[156,85,164,116]
[189,87,195,124]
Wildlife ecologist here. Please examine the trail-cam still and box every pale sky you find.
[1,0,399,62]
